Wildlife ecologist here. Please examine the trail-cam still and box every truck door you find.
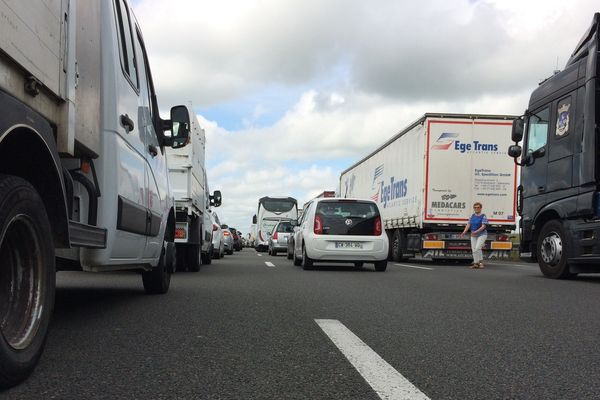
[134,25,168,259]
[521,106,550,220]
[111,0,147,260]
[546,94,576,192]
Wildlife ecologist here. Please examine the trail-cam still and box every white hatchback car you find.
[292,198,389,271]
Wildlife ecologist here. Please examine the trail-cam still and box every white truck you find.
[340,113,518,262]
[167,109,221,271]
[0,0,192,388]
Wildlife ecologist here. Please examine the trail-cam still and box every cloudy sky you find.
[133,0,597,236]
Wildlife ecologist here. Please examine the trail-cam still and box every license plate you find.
[335,241,363,249]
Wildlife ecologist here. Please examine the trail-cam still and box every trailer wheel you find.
[142,241,171,294]
[0,175,55,388]
[537,220,574,279]
[390,229,405,262]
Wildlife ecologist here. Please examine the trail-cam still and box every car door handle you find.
[120,114,135,132]
[148,144,158,157]
[538,186,545,193]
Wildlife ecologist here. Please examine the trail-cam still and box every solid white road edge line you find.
[394,264,433,271]
[265,261,275,267]
[315,319,430,400]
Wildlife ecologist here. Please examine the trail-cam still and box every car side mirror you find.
[512,118,524,142]
[164,105,190,148]
[210,190,222,207]
[252,215,257,224]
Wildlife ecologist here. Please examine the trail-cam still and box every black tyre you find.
[201,247,212,266]
[188,244,202,272]
[271,249,277,256]
[0,175,56,389]
[537,220,574,279]
[374,260,388,272]
[390,229,404,262]
[142,241,171,294]
[293,246,301,266]
[176,246,187,272]
[287,245,293,260]
[302,244,314,270]
[354,262,364,268]
[268,247,272,256]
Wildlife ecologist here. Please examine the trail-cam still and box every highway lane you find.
[4,249,600,399]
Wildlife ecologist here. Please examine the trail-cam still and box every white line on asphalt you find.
[265,261,275,267]
[394,263,434,271]
[315,319,430,400]
[257,253,262,257]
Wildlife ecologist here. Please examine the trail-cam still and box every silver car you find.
[211,211,225,259]
[267,220,294,256]
[221,224,234,255]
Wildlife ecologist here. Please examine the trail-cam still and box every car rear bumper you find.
[304,234,388,261]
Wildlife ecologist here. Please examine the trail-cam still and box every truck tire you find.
[142,241,171,294]
[391,229,404,262]
[537,220,574,279]
[188,244,202,272]
[374,260,388,272]
[302,244,314,270]
[0,174,56,389]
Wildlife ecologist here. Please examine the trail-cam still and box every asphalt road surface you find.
[4,249,600,399]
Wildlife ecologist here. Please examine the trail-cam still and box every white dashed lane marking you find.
[315,319,430,400]
[394,263,434,271]
[265,261,275,267]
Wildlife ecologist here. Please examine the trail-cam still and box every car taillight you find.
[497,234,509,241]
[213,223,219,231]
[314,215,323,234]
[374,216,382,235]
[223,231,231,236]
[273,231,278,240]
[424,233,438,240]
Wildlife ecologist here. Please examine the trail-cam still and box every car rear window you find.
[276,222,294,233]
[315,200,380,235]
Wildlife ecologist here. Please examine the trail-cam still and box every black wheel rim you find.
[0,215,45,350]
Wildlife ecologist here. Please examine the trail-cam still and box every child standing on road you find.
[460,202,488,269]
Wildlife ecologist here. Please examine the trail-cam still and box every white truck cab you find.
[0,0,191,388]
[167,109,222,271]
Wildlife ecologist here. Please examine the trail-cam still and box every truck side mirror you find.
[508,145,522,158]
[532,146,546,159]
[511,119,524,142]
[210,190,222,207]
[165,105,190,148]
[252,215,257,224]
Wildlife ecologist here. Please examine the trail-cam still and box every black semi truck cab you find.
[508,13,600,278]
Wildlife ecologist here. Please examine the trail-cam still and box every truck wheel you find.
[537,220,574,279]
[302,244,314,270]
[0,175,56,389]
[142,241,171,294]
[374,260,388,272]
[188,245,202,272]
[176,247,187,272]
[391,230,404,262]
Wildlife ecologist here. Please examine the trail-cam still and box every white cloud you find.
[133,0,599,237]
